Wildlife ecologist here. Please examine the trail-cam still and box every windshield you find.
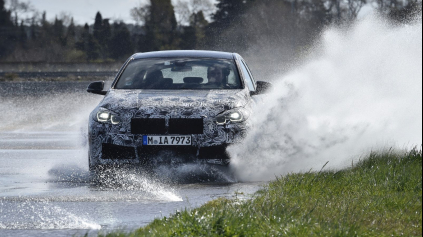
[114,58,243,90]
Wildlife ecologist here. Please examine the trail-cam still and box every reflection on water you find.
[0,125,260,236]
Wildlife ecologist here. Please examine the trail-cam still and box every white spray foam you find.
[0,200,101,230]
[0,92,101,133]
[118,171,183,202]
[46,165,183,202]
[229,15,422,181]
[95,169,183,202]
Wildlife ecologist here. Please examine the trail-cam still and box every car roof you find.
[132,50,235,60]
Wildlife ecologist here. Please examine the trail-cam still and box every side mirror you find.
[251,81,273,96]
[87,81,107,95]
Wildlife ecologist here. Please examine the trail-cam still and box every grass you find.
[98,148,422,237]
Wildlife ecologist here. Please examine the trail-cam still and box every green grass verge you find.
[99,148,422,237]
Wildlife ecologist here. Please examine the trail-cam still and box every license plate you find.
[143,136,192,146]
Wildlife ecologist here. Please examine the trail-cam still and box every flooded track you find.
[0,82,263,236]
[0,131,262,237]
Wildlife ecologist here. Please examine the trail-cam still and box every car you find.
[87,50,271,171]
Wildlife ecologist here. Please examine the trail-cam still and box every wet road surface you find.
[0,132,263,237]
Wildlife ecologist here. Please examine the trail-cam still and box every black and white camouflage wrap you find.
[88,87,253,166]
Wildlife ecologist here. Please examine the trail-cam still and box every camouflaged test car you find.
[87,50,271,171]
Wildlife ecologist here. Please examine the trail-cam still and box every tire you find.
[88,155,102,181]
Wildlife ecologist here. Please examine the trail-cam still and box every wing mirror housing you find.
[251,81,273,96]
[87,81,107,95]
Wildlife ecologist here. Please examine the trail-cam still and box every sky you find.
[11,0,373,26]
[16,0,151,25]
[12,0,217,26]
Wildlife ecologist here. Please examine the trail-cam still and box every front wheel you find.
[88,155,103,181]
[88,155,96,171]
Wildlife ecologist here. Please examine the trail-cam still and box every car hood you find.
[100,89,250,117]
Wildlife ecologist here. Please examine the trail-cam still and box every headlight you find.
[95,108,121,125]
[215,110,245,125]
[110,114,121,125]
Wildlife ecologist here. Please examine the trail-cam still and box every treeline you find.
[0,0,421,63]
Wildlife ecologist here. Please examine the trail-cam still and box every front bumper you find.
[88,119,248,166]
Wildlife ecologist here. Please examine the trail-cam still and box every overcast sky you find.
[16,0,152,25]
[11,0,373,26]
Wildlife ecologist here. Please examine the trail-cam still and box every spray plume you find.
[229,15,422,181]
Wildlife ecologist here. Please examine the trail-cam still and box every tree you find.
[385,0,422,22]
[376,0,402,13]
[211,0,252,29]
[53,17,65,46]
[0,0,16,59]
[180,10,209,49]
[173,0,214,25]
[92,12,112,59]
[29,16,36,40]
[99,18,112,58]
[18,19,26,45]
[191,11,208,46]
[66,18,76,40]
[131,4,150,25]
[179,25,196,49]
[205,0,254,49]
[204,0,330,78]
[93,11,102,42]
[109,22,133,59]
[171,0,210,50]
[76,23,100,61]
[137,0,179,52]
[38,11,52,47]
[346,0,367,20]
[0,0,12,27]
[7,0,33,24]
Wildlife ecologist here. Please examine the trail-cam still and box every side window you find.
[239,60,255,91]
